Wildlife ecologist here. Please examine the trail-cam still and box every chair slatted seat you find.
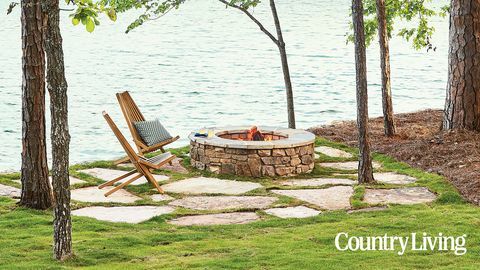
[139,152,174,169]
[100,111,176,196]
[114,91,180,164]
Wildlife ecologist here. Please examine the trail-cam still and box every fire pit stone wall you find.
[189,127,316,177]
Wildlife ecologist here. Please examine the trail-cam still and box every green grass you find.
[0,137,478,269]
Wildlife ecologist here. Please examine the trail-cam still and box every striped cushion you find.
[133,119,172,147]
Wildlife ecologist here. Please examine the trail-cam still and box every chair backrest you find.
[116,91,146,147]
[102,111,141,165]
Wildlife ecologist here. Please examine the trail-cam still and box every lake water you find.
[0,0,449,170]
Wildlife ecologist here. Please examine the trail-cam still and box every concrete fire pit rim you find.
[188,126,315,149]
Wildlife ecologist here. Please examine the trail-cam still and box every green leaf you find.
[107,9,117,22]
[86,17,95,32]
[72,17,80,26]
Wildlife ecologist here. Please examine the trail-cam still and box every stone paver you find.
[373,172,417,184]
[161,158,189,174]
[281,178,355,187]
[79,168,169,185]
[161,177,262,195]
[364,187,436,205]
[72,206,175,223]
[168,212,260,226]
[151,194,175,202]
[347,206,388,214]
[314,153,320,159]
[265,206,321,218]
[71,186,141,203]
[333,172,417,185]
[320,161,381,170]
[315,146,353,158]
[169,196,277,211]
[0,184,20,198]
[272,186,354,210]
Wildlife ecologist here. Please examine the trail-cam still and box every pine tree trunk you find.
[269,0,296,129]
[43,0,72,260]
[376,0,396,136]
[20,0,53,209]
[443,0,480,131]
[352,0,374,184]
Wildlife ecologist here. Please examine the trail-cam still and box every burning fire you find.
[247,126,272,141]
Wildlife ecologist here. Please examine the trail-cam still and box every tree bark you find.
[20,0,53,209]
[269,0,296,129]
[376,0,396,136]
[443,0,480,131]
[43,0,72,260]
[352,0,375,184]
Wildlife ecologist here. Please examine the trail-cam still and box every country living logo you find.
[335,233,467,256]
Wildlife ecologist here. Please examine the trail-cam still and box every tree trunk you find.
[269,0,296,129]
[20,0,53,209]
[443,0,480,131]
[352,0,375,184]
[43,0,72,261]
[376,0,396,136]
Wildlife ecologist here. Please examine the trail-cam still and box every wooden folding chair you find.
[114,91,180,164]
[100,111,176,196]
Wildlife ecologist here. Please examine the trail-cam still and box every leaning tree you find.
[111,0,296,128]
[443,0,480,131]
[218,0,296,128]
[352,0,375,183]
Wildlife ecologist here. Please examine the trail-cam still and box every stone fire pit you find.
[189,127,315,177]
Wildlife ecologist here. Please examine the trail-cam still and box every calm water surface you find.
[0,0,449,170]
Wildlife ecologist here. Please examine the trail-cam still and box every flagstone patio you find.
[0,144,439,226]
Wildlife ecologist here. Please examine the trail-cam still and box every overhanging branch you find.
[218,0,279,46]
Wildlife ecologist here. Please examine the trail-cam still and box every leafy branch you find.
[66,0,117,32]
[346,0,449,51]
